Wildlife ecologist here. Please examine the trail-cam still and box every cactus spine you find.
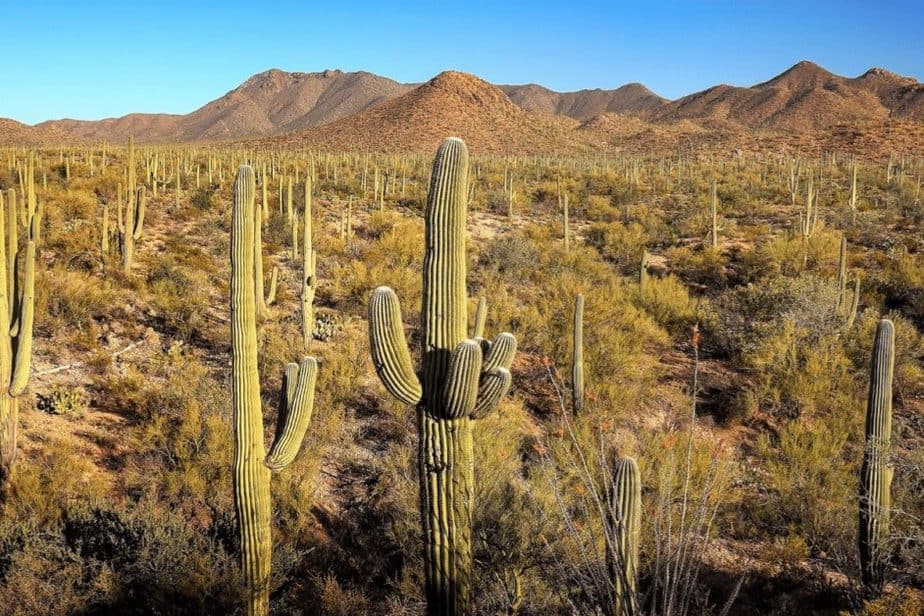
[572,294,584,414]
[231,165,319,615]
[859,319,894,594]
[607,457,641,616]
[368,138,516,615]
[0,189,37,486]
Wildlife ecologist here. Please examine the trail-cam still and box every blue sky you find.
[3,1,921,124]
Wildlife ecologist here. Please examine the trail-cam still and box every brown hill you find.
[648,61,924,130]
[0,118,67,145]
[36,113,182,142]
[262,71,595,154]
[38,69,413,142]
[502,82,667,120]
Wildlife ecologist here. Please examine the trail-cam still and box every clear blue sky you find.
[3,1,921,124]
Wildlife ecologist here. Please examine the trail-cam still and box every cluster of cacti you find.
[368,137,516,614]
[607,457,641,616]
[0,175,37,486]
[312,312,342,342]
[231,165,319,615]
[859,319,894,594]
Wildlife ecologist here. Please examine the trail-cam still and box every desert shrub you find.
[190,186,216,210]
[38,386,88,415]
[585,221,650,275]
[667,245,728,289]
[145,255,209,341]
[37,267,119,330]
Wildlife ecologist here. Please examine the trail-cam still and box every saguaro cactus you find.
[231,165,319,615]
[572,294,584,414]
[0,200,37,487]
[859,319,894,594]
[301,176,316,350]
[607,457,641,616]
[368,138,516,615]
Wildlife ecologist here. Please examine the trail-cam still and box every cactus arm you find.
[442,340,483,419]
[482,332,516,372]
[368,286,422,405]
[132,187,146,240]
[265,357,318,471]
[471,367,512,419]
[9,239,34,397]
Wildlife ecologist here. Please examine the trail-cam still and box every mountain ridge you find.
[8,61,923,149]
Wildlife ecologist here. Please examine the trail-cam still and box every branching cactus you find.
[0,200,37,487]
[368,138,516,615]
[859,319,894,595]
[231,165,319,615]
[607,457,641,616]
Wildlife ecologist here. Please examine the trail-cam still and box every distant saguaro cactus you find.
[368,138,516,615]
[231,165,319,615]
[859,319,894,595]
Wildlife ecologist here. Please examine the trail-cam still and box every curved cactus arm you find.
[266,356,318,471]
[442,340,483,419]
[272,362,300,443]
[132,187,146,240]
[9,239,35,397]
[369,286,422,405]
[471,367,512,419]
[482,332,516,372]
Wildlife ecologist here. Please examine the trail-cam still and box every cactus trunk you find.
[368,138,517,615]
[572,294,584,414]
[607,457,641,616]
[231,166,272,615]
[859,319,894,594]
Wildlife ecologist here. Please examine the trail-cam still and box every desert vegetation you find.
[0,132,918,616]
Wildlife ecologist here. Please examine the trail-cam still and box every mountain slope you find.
[0,118,67,145]
[502,82,667,120]
[259,71,595,154]
[38,69,414,142]
[649,61,924,130]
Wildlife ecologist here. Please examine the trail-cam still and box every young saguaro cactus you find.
[859,319,894,595]
[231,165,319,615]
[368,138,516,615]
[607,457,641,616]
[0,200,37,487]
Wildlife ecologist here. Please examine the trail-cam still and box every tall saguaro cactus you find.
[859,319,894,594]
[368,138,516,615]
[0,196,37,487]
[301,176,316,350]
[231,165,319,615]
